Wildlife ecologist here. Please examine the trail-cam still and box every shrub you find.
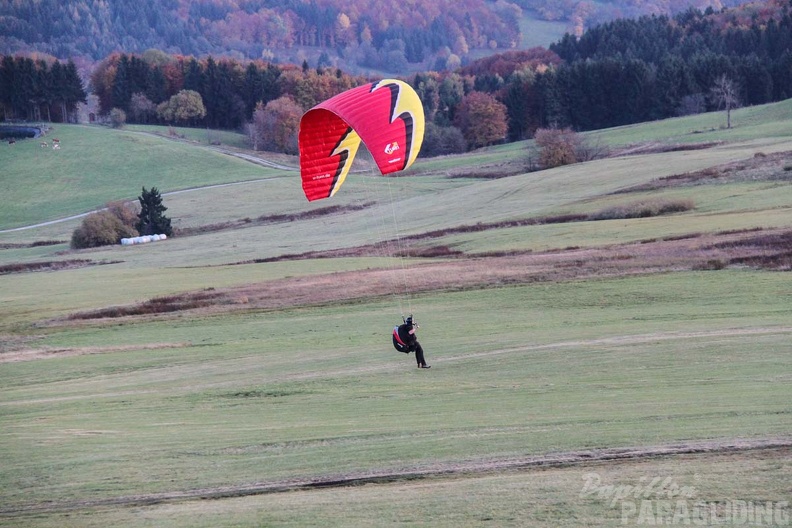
[534,127,580,168]
[588,199,695,221]
[109,108,126,128]
[420,122,467,157]
[71,210,138,249]
[106,200,139,229]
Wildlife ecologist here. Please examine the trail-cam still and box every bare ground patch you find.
[1,437,788,515]
[0,342,193,363]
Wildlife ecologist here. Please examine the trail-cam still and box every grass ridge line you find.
[2,437,789,516]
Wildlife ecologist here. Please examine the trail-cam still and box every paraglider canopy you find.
[298,79,425,201]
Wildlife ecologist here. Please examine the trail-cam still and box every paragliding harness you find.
[392,315,416,354]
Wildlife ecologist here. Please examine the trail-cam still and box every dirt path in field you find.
[3,325,790,407]
[1,437,789,515]
[0,342,192,363]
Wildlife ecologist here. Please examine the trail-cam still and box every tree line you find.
[2,2,792,154]
[0,0,519,72]
[0,56,86,122]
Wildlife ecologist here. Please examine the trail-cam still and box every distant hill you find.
[0,0,753,73]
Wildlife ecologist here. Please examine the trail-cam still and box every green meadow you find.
[1,102,790,526]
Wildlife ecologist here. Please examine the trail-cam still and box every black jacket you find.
[393,323,417,352]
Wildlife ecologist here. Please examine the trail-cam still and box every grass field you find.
[1,102,791,526]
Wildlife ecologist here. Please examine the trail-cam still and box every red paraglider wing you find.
[299,79,425,201]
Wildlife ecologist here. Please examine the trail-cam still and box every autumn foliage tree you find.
[70,202,139,249]
[251,96,302,154]
[453,91,508,149]
[156,90,206,125]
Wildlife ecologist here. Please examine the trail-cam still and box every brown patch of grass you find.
[405,214,589,241]
[67,288,225,320]
[52,228,792,325]
[611,141,722,157]
[0,259,119,275]
[444,169,525,180]
[588,198,695,220]
[706,229,792,270]
[256,203,373,223]
[0,240,66,250]
[616,150,792,193]
[173,203,374,237]
[232,204,687,266]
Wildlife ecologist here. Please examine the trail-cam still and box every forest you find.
[0,0,749,73]
[1,0,792,155]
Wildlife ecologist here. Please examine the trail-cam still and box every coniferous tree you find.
[261,63,282,105]
[773,50,792,100]
[202,57,220,127]
[243,62,263,117]
[136,187,173,236]
[13,57,36,120]
[112,55,132,112]
[182,58,203,93]
[502,71,537,141]
[61,60,87,122]
[145,66,167,105]
[652,55,696,119]
[38,59,55,121]
[437,73,466,126]
[0,56,11,120]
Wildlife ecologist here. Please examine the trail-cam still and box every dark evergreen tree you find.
[502,73,537,141]
[127,55,150,97]
[534,69,566,129]
[0,56,12,120]
[182,58,203,94]
[261,63,282,107]
[35,59,53,121]
[112,55,132,111]
[773,50,792,100]
[136,187,173,236]
[215,60,245,129]
[60,60,87,122]
[243,62,263,117]
[739,54,773,106]
[202,57,220,127]
[11,57,35,120]
[49,60,65,121]
[652,55,695,119]
[145,66,167,104]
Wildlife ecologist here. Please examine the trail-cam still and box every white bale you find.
[159,234,167,240]
[120,238,130,245]
[152,234,161,241]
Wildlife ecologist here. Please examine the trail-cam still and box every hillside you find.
[0,0,753,73]
[1,96,791,525]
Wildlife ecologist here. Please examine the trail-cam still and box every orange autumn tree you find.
[251,95,303,154]
[453,91,508,149]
